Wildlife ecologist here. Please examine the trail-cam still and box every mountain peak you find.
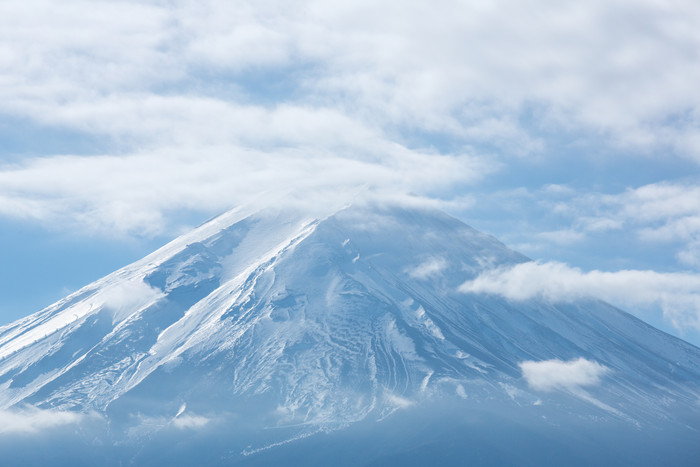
[1,201,699,462]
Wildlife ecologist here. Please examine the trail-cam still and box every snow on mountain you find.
[0,201,699,463]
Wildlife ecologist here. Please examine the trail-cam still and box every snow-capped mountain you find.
[1,202,699,464]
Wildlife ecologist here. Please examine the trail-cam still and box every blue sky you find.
[1,0,700,345]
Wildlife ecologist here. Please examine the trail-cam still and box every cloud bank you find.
[460,261,700,331]
[0,141,489,236]
[520,358,609,392]
[1,0,700,234]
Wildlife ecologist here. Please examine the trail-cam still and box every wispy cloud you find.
[565,182,700,267]
[460,260,700,331]
[481,181,700,271]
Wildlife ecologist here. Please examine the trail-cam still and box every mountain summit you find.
[1,202,699,464]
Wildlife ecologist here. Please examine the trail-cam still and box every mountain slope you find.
[0,202,699,463]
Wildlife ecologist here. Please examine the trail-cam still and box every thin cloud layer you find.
[546,182,700,268]
[0,407,86,435]
[520,358,609,392]
[589,183,700,268]
[460,261,700,331]
[475,181,700,275]
[0,142,489,236]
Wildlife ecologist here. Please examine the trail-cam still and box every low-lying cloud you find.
[460,260,700,331]
[172,414,210,430]
[0,407,87,435]
[408,257,448,280]
[520,358,609,392]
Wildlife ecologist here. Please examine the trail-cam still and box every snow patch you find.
[499,382,521,400]
[385,319,419,359]
[242,429,321,457]
[420,370,434,391]
[456,384,468,399]
[414,306,445,340]
[385,392,413,409]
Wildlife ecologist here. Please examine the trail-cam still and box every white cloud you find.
[0,407,86,434]
[520,358,609,392]
[610,183,700,226]
[99,279,164,322]
[408,257,448,280]
[678,241,700,268]
[566,182,700,242]
[172,414,210,429]
[0,141,490,236]
[1,0,700,235]
[460,260,700,331]
[488,181,700,270]
[590,183,700,268]
[579,183,700,267]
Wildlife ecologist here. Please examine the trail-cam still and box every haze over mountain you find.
[0,201,698,465]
